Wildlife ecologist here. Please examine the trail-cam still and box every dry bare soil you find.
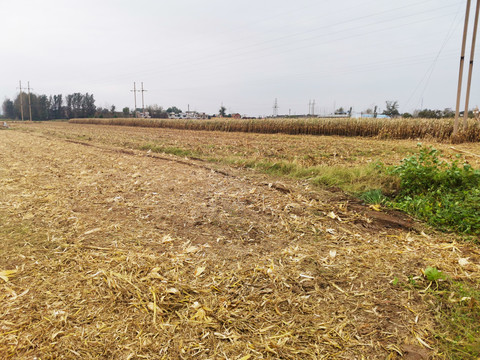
[1,122,479,359]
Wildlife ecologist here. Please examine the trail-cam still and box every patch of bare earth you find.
[1,127,479,359]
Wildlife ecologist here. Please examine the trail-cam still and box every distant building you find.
[350,113,390,119]
[231,113,242,119]
[137,111,151,118]
[168,111,208,120]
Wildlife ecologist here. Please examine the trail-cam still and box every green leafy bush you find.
[391,145,480,235]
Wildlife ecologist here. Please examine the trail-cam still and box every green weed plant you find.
[390,145,480,235]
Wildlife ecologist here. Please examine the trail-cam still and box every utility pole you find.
[130,82,139,117]
[454,0,472,135]
[27,82,33,121]
[312,99,315,116]
[17,81,24,121]
[464,0,480,129]
[141,82,147,116]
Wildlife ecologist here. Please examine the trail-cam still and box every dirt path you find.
[1,127,478,359]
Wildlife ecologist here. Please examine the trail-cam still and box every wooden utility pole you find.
[454,0,471,135]
[27,81,33,121]
[463,0,480,129]
[18,81,24,121]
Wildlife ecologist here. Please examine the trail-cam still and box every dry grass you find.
[69,117,480,142]
[1,123,480,359]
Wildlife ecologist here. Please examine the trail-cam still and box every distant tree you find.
[65,93,82,118]
[2,92,97,120]
[417,109,443,119]
[147,104,168,118]
[13,93,28,120]
[402,112,413,118]
[110,105,116,116]
[335,107,346,114]
[382,101,400,118]
[49,95,63,119]
[65,93,95,118]
[219,106,227,117]
[36,95,50,120]
[2,98,15,119]
[83,93,96,117]
[443,108,455,118]
[166,106,182,114]
[122,107,130,117]
[94,107,110,118]
[364,108,373,115]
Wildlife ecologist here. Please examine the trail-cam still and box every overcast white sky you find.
[1,0,477,116]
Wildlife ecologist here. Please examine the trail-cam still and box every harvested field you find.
[1,122,480,359]
[18,121,480,169]
[69,117,480,143]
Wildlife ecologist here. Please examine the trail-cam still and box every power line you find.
[90,1,456,86]
[91,0,409,83]
[405,0,464,110]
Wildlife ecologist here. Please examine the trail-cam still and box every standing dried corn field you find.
[1,122,480,359]
[69,117,480,143]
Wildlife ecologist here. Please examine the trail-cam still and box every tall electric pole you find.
[463,0,480,129]
[17,81,24,121]
[273,98,279,117]
[312,99,316,116]
[27,82,33,121]
[130,82,139,117]
[141,82,147,116]
[454,0,472,135]
[308,100,312,115]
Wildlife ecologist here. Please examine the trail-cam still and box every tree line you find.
[2,92,96,120]
[1,91,188,120]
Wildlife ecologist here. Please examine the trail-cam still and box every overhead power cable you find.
[90,0,456,86]
[404,0,464,110]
